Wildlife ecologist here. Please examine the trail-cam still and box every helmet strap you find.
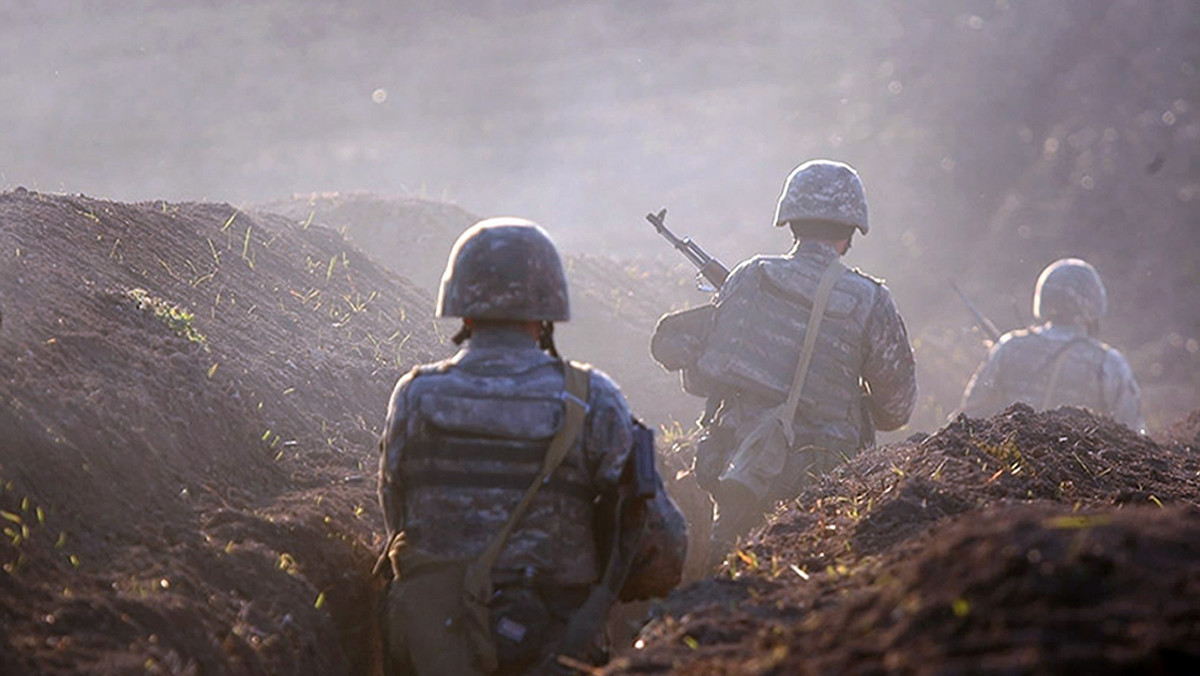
[539,321,560,358]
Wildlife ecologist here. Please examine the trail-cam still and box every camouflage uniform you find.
[695,241,916,455]
[960,258,1144,432]
[682,160,917,562]
[694,240,916,557]
[379,333,687,591]
[378,218,685,675]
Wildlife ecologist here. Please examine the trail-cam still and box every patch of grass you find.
[127,288,207,347]
[0,484,76,575]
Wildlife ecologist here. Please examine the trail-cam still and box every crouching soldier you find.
[375,218,687,675]
[959,257,1145,433]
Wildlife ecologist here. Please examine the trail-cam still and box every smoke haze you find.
[3,0,1198,431]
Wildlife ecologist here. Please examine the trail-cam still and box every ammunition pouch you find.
[386,557,562,675]
[718,413,790,503]
[385,553,489,676]
[489,584,553,668]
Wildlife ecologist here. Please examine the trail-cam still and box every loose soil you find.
[0,188,449,675]
[612,405,1200,675]
[2,188,1199,675]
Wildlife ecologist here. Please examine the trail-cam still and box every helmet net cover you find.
[773,159,869,235]
[436,217,570,321]
[1033,257,1107,324]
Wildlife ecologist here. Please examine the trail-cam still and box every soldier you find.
[656,159,916,566]
[959,257,1145,433]
[376,218,686,676]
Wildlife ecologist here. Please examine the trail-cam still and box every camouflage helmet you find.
[1033,258,1107,324]
[436,217,570,321]
[773,159,869,234]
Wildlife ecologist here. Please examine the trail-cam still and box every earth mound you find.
[4,188,1199,675]
[0,188,450,674]
[253,192,707,431]
[614,404,1200,674]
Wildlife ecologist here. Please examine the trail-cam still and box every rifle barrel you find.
[950,281,1002,343]
[645,207,730,289]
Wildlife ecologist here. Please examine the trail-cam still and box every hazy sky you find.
[3,0,1198,430]
[0,1,990,261]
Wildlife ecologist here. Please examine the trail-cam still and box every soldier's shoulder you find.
[1096,341,1133,367]
[567,359,621,392]
[727,254,779,278]
[848,266,886,286]
[396,358,457,392]
[1002,326,1033,341]
[994,327,1040,351]
[566,359,630,408]
[409,357,457,380]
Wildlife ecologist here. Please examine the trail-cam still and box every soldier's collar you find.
[466,326,542,350]
[789,239,842,260]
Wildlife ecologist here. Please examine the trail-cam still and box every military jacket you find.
[960,322,1144,432]
[695,240,916,452]
[378,327,685,591]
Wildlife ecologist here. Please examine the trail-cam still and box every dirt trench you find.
[3,188,1199,674]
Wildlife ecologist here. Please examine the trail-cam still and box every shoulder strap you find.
[1039,336,1092,411]
[780,259,846,437]
[731,258,845,456]
[464,359,590,585]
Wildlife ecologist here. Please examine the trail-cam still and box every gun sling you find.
[1039,336,1104,412]
[386,360,591,676]
[726,258,846,483]
[462,359,591,670]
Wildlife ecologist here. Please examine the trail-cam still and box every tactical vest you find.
[400,376,601,586]
[695,251,878,451]
[996,328,1110,416]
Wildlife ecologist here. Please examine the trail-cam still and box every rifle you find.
[552,421,657,670]
[645,208,730,290]
[950,280,1002,344]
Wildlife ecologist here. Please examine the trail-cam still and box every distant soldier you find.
[655,160,917,566]
[960,258,1145,433]
[376,218,686,676]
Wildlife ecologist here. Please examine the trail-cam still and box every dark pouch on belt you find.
[490,585,552,668]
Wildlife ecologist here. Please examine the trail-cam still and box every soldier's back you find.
[696,242,881,449]
[399,337,626,588]
[989,324,1118,417]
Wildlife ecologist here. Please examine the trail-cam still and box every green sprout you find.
[126,288,207,346]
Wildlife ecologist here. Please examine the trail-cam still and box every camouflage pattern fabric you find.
[436,218,570,321]
[773,159,869,234]
[378,326,686,590]
[692,240,916,564]
[696,240,917,456]
[960,322,1145,433]
[618,469,689,602]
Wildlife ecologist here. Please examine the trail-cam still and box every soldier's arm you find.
[583,370,685,598]
[378,371,418,537]
[581,369,636,488]
[1100,348,1145,434]
[862,284,917,431]
[618,471,687,601]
